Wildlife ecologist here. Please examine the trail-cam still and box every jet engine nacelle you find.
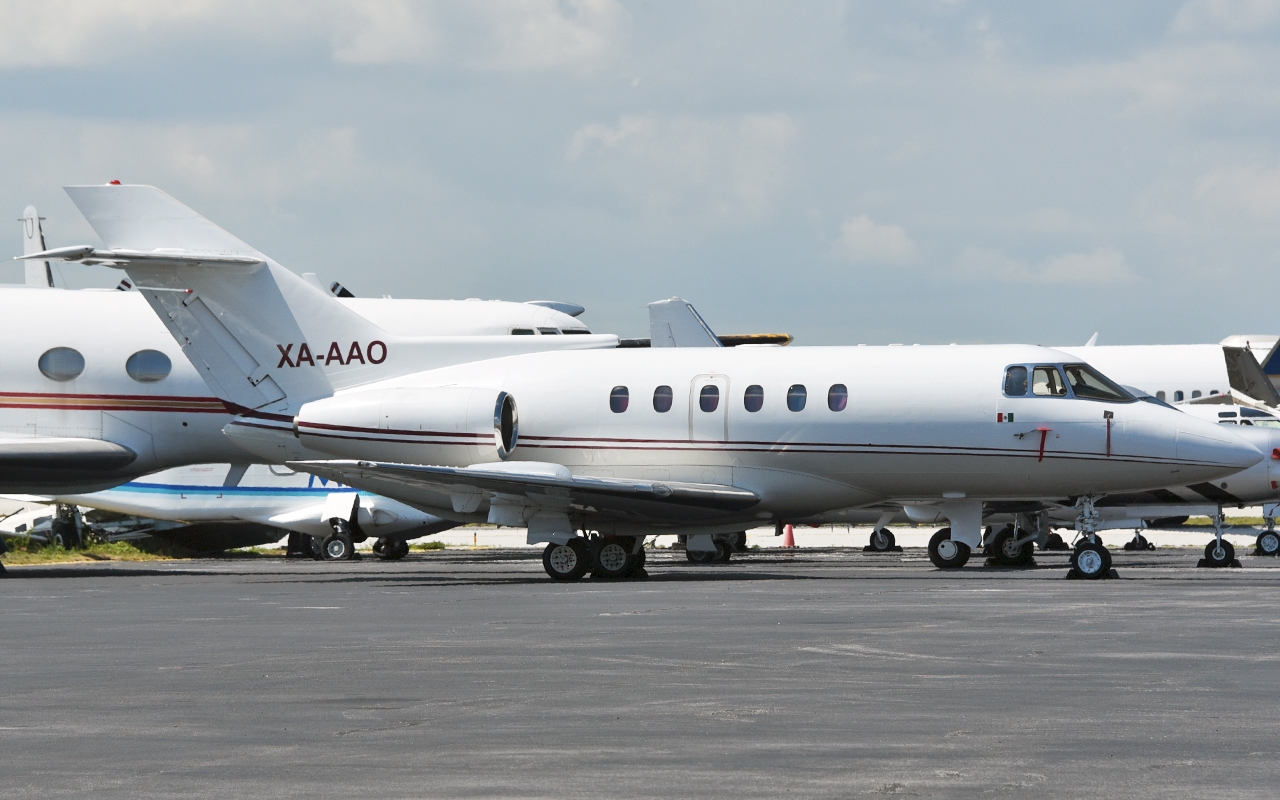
[294,386,518,466]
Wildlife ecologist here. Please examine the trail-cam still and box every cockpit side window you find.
[1062,364,1135,403]
[1003,366,1028,397]
[1031,366,1067,397]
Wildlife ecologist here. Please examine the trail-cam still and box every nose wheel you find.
[1257,530,1280,557]
[1069,540,1112,579]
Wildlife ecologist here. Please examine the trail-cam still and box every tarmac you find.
[3,546,1280,799]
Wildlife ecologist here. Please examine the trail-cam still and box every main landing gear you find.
[1123,532,1155,551]
[372,538,410,560]
[1068,497,1114,580]
[989,523,1035,567]
[927,528,970,569]
[543,536,648,581]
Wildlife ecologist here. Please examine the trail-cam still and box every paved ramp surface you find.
[3,549,1280,799]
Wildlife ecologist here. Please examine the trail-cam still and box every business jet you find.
[0,205,618,498]
[53,463,452,558]
[24,184,1263,581]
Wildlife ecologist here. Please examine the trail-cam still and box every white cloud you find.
[0,0,629,70]
[1195,162,1280,218]
[567,113,798,218]
[956,247,1134,284]
[834,215,916,264]
[1171,0,1280,36]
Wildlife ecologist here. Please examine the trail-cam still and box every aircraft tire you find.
[389,539,410,559]
[731,531,748,552]
[1042,532,1068,551]
[868,528,896,551]
[307,535,325,560]
[543,539,589,581]
[372,538,387,557]
[322,531,354,561]
[713,539,732,563]
[591,537,637,579]
[1256,531,1280,556]
[927,528,970,570]
[1070,541,1111,579]
[1203,539,1235,567]
[991,527,1032,566]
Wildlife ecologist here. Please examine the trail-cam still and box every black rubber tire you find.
[1042,532,1067,551]
[543,539,590,581]
[713,539,732,563]
[391,539,410,559]
[991,527,1032,566]
[927,528,970,570]
[592,537,638,579]
[322,531,354,560]
[868,528,896,551]
[731,531,748,552]
[307,535,325,560]
[1204,539,1235,567]
[1070,541,1112,579]
[1256,531,1280,556]
[372,538,388,557]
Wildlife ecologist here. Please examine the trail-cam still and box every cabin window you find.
[1003,366,1028,397]
[699,385,720,412]
[562,328,592,335]
[38,347,85,381]
[1210,389,1219,395]
[15,524,26,533]
[787,384,807,412]
[653,385,673,413]
[1031,366,1067,397]
[125,349,172,383]
[828,384,848,411]
[1219,411,1238,418]
[744,385,764,412]
[1062,364,1133,403]
[537,327,561,335]
[510,328,535,335]
[1174,391,1184,402]
[609,386,629,413]
[1192,390,1202,399]
[1156,391,1166,401]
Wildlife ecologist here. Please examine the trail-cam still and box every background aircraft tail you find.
[19,206,57,287]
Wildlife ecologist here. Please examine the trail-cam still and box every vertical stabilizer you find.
[19,206,55,287]
[649,297,722,348]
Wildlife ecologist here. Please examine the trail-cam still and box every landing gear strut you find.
[1068,496,1113,579]
[990,523,1034,567]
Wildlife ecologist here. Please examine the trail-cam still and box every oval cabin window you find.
[828,384,848,411]
[38,347,85,382]
[653,385,673,413]
[609,386,629,413]
[125,349,172,383]
[744,384,764,412]
[787,384,807,412]
[699,385,720,412]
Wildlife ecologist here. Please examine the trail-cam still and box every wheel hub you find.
[936,540,958,560]
[1076,549,1103,575]
[598,543,629,572]
[547,545,578,574]
[1261,533,1279,554]
[326,540,346,559]
[1001,539,1022,558]
[1211,545,1227,561]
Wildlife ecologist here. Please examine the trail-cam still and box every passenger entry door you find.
[689,374,730,442]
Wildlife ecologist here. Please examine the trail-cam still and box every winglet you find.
[18,206,56,287]
[1084,332,1098,347]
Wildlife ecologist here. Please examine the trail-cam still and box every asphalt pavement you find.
[3,547,1279,799]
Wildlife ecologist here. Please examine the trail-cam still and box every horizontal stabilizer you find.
[288,460,760,523]
[17,245,262,268]
[64,184,263,256]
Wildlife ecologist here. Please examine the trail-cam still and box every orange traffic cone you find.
[782,524,796,548]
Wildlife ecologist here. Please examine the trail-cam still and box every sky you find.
[2,0,1279,345]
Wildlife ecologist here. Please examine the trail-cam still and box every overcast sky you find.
[2,0,1279,345]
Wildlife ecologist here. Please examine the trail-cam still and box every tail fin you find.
[59,184,617,414]
[19,206,55,287]
[648,297,722,348]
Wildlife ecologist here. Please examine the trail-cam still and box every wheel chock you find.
[1195,558,1242,568]
[862,545,904,553]
[1064,565,1116,576]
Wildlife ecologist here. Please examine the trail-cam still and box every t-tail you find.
[19,205,57,288]
[19,184,617,422]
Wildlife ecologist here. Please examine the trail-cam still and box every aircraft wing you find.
[288,460,760,523]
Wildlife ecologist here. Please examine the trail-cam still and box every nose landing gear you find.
[1256,513,1279,557]
[1198,508,1242,568]
[1067,497,1115,580]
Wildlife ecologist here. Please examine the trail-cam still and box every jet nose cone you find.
[1177,420,1263,471]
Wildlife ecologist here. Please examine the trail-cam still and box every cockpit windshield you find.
[1062,363,1135,403]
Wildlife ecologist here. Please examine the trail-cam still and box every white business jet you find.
[0,203,617,497]
[25,184,1263,581]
